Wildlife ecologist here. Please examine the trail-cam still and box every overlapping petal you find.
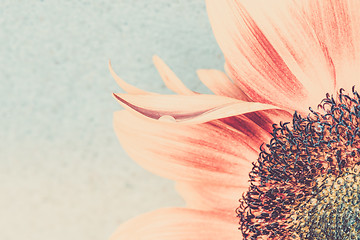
[113,110,276,186]
[206,0,337,113]
[109,208,239,240]
[197,69,250,101]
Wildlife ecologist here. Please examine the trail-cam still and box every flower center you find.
[292,167,360,239]
[237,88,360,239]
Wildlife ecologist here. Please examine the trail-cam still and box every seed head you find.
[237,87,360,239]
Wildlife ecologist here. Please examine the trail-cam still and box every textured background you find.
[0,1,224,240]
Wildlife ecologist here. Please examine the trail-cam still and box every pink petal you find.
[302,0,360,91]
[109,61,154,95]
[153,55,195,95]
[197,69,250,101]
[110,208,239,240]
[114,110,271,185]
[206,0,336,113]
[113,93,278,124]
[176,181,247,213]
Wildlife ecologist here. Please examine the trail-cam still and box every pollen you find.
[237,88,360,239]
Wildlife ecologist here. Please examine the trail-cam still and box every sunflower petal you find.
[197,69,250,101]
[113,93,278,124]
[109,61,154,95]
[206,0,336,113]
[109,208,239,240]
[152,55,194,95]
[176,181,247,213]
[301,0,360,91]
[114,111,270,185]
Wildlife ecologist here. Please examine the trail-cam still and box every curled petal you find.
[109,61,154,95]
[110,208,239,240]
[113,93,278,124]
[153,55,194,95]
[197,69,250,101]
[114,111,268,185]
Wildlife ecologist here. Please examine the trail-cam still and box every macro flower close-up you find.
[110,0,360,239]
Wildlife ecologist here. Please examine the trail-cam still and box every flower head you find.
[111,0,360,239]
[238,88,360,239]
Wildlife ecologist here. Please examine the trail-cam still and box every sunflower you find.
[110,0,360,239]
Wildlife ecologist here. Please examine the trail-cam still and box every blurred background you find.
[0,1,224,239]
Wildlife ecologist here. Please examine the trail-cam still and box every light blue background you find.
[0,1,224,239]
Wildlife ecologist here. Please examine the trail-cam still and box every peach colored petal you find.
[206,0,336,113]
[196,69,250,101]
[113,93,278,124]
[301,0,360,91]
[176,181,247,213]
[114,110,272,185]
[109,61,155,95]
[109,208,239,240]
[152,55,195,95]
